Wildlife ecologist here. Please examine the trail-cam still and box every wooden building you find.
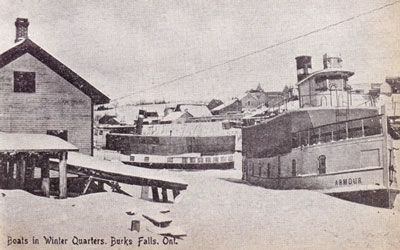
[0,18,109,155]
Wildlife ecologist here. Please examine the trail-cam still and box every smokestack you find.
[323,53,342,69]
[15,18,29,43]
[136,114,144,135]
[295,56,312,82]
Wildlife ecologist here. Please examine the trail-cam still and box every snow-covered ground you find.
[1,167,400,250]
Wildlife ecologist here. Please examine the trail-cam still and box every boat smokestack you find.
[136,115,144,135]
[295,56,312,82]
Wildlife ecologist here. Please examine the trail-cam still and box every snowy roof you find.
[0,133,78,152]
[162,111,190,122]
[176,105,211,117]
[243,106,269,118]
[296,68,354,86]
[212,99,239,111]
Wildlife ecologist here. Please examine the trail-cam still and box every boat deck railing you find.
[292,114,384,148]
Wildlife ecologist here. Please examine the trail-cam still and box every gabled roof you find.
[212,98,240,111]
[0,39,109,104]
[175,104,212,117]
[162,111,193,122]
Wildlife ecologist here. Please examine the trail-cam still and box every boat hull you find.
[245,167,399,208]
[326,188,399,209]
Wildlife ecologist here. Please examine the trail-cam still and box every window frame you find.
[14,71,36,93]
[318,155,326,174]
[292,159,297,177]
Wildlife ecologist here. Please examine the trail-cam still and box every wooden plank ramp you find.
[49,152,188,197]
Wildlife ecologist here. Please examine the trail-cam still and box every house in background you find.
[211,98,242,115]
[174,104,212,117]
[0,18,109,155]
[240,84,267,110]
[98,114,121,125]
[265,91,284,108]
[161,110,193,124]
[207,99,224,111]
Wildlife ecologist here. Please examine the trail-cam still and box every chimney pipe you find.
[15,18,29,43]
[136,115,144,135]
[295,56,312,82]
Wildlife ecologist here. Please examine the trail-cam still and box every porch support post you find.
[59,151,68,199]
[151,186,160,202]
[161,188,168,202]
[19,153,26,189]
[41,154,50,197]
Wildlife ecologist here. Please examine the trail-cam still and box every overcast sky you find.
[0,0,399,104]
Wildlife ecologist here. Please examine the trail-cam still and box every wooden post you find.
[19,153,26,189]
[161,188,168,202]
[0,154,6,188]
[82,176,93,195]
[41,154,50,197]
[151,186,160,202]
[59,152,68,199]
[130,220,140,232]
[140,186,150,199]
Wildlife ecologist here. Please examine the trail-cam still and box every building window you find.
[144,156,150,162]
[258,163,262,177]
[292,159,297,177]
[267,163,271,178]
[198,157,204,163]
[47,130,68,141]
[14,71,35,93]
[167,157,173,163]
[205,157,211,163]
[130,155,135,162]
[318,155,326,174]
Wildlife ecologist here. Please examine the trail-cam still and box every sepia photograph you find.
[0,0,400,249]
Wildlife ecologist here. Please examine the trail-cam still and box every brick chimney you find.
[15,18,29,43]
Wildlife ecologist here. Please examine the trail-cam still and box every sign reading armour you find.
[335,178,362,186]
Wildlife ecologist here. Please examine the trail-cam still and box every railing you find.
[291,114,383,148]
[129,154,234,164]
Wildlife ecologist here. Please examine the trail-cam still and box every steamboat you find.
[242,54,399,208]
[105,132,236,170]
